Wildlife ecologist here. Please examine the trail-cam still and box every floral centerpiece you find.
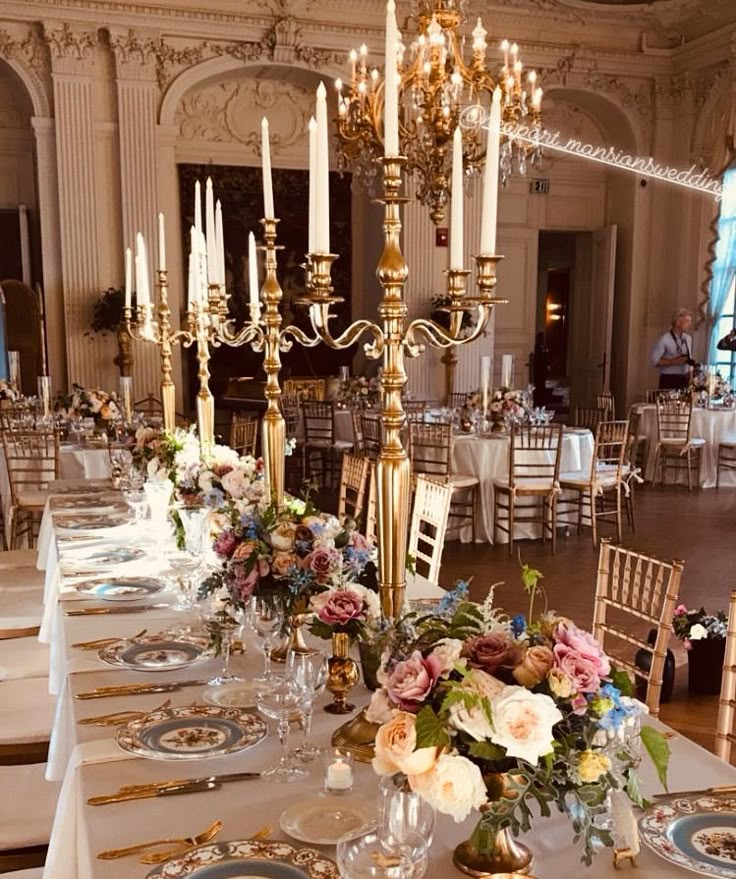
[688,368,732,402]
[0,379,19,403]
[672,603,727,647]
[54,383,122,429]
[463,387,528,431]
[336,376,381,409]
[366,572,669,869]
[673,603,727,695]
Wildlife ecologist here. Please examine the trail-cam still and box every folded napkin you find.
[44,739,137,879]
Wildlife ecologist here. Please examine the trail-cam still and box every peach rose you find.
[409,753,487,823]
[372,711,439,776]
[512,645,554,688]
[489,685,563,765]
[271,522,296,552]
[271,552,298,579]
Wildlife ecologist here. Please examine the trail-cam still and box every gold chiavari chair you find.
[230,412,258,458]
[403,399,427,422]
[646,389,671,404]
[653,397,705,490]
[364,461,377,544]
[408,475,453,586]
[281,393,302,492]
[447,392,469,410]
[716,441,736,489]
[408,421,479,542]
[351,409,365,456]
[283,377,326,401]
[559,420,629,547]
[2,429,60,549]
[596,390,615,420]
[360,411,383,460]
[716,590,736,761]
[593,539,683,718]
[570,406,607,433]
[337,453,370,525]
[493,423,563,555]
[623,407,645,530]
[133,394,163,419]
[302,401,352,488]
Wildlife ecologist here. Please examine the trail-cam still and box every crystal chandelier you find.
[335,0,543,224]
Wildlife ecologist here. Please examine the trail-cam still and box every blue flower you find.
[437,580,469,617]
[511,614,527,637]
[202,488,224,509]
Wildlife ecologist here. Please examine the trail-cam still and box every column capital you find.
[108,27,160,84]
[43,21,98,75]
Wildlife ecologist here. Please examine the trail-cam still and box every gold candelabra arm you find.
[122,306,152,343]
[279,324,321,353]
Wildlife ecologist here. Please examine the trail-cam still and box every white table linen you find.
[451,430,594,543]
[637,404,736,487]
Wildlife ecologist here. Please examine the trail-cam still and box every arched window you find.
[711,167,736,384]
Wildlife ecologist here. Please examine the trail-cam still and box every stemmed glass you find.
[286,649,329,762]
[163,530,200,612]
[377,774,436,848]
[248,594,285,682]
[122,487,147,528]
[255,671,309,784]
[202,601,244,686]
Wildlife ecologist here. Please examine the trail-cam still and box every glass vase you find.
[144,479,173,534]
[176,503,208,555]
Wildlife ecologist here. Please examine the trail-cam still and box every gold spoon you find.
[78,698,172,726]
[97,820,223,860]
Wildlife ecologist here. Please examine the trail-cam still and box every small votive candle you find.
[324,748,354,794]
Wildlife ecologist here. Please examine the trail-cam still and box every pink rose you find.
[213,530,239,559]
[232,540,259,562]
[462,632,521,675]
[553,644,602,694]
[313,589,365,626]
[674,604,688,616]
[303,547,341,584]
[349,531,371,551]
[233,558,268,602]
[554,624,610,678]
[386,650,443,712]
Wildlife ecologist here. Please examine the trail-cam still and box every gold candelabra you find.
[123,270,216,453]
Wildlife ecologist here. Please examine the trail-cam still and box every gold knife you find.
[76,679,208,699]
[65,603,170,616]
[88,772,261,805]
[652,784,736,799]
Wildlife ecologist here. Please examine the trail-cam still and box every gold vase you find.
[325,631,360,715]
[490,413,505,433]
[270,613,319,663]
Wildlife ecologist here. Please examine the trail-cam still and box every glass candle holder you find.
[323,747,354,794]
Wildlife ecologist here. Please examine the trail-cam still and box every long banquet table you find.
[637,403,736,487]
[37,487,736,879]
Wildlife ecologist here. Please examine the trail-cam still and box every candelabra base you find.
[330,707,379,763]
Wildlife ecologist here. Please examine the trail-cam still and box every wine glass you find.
[202,601,244,686]
[255,672,309,783]
[336,828,428,879]
[286,649,329,762]
[163,539,200,612]
[248,594,285,682]
[377,774,436,848]
[122,488,147,528]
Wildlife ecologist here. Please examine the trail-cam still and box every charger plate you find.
[117,705,267,761]
[145,839,338,878]
[75,576,163,601]
[98,634,210,670]
[639,793,736,877]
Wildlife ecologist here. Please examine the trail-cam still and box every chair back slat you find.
[283,377,325,401]
[571,406,606,433]
[656,397,693,443]
[280,394,300,439]
[337,453,370,524]
[364,461,377,544]
[408,475,452,585]
[716,591,736,761]
[361,412,382,460]
[596,391,615,419]
[509,424,562,486]
[593,539,683,717]
[230,413,258,458]
[303,401,335,444]
[408,422,452,480]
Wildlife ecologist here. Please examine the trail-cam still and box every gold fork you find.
[79,698,171,726]
[97,819,222,860]
[140,823,268,864]
[72,628,147,650]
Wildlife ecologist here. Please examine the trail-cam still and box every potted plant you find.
[672,603,727,694]
[87,287,133,377]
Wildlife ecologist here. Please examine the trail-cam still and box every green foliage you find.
[640,725,670,790]
[610,667,635,697]
[89,287,127,334]
[414,706,450,749]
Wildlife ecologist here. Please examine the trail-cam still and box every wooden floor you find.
[435,481,736,754]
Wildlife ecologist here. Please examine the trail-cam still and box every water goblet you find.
[336,827,428,879]
[163,542,200,612]
[255,673,309,783]
[248,594,285,682]
[286,649,329,762]
[122,488,147,528]
[377,773,436,848]
[202,602,244,686]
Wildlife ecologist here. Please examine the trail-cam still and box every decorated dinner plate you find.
[279,797,375,845]
[74,576,163,601]
[144,838,339,877]
[54,514,129,531]
[67,546,146,566]
[639,793,736,877]
[117,705,267,761]
[98,634,211,670]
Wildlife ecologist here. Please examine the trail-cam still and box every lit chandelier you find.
[335,0,543,224]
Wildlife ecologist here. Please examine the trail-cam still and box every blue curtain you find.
[709,167,736,363]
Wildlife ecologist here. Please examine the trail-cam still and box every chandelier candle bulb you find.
[194,179,202,234]
[384,0,400,157]
[157,212,166,272]
[124,246,132,311]
[315,82,330,253]
[261,118,275,221]
[308,117,317,252]
[205,177,217,286]
[450,126,464,270]
[215,199,225,286]
[248,231,260,320]
[480,86,502,256]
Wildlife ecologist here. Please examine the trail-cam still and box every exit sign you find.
[530,178,550,194]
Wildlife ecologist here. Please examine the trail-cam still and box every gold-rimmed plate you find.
[75,576,163,602]
[98,634,210,670]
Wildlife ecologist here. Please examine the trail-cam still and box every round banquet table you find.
[451,428,595,543]
[636,403,736,488]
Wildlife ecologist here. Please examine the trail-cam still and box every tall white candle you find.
[308,116,317,253]
[384,0,399,157]
[194,180,202,234]
[450,126,464,270]
[479,86,501,255]
[261,117,275,220]
[501,353,514,389]
[188,226,198,310]
[215,199,225,286]
[248,231,260,319]
[158,212,166,272]
[205,177,217,286]
[480,355,491,413]
[135,233,150,310]
[124,246,132,311]
[197,229,209,304]
[315,82,330,253]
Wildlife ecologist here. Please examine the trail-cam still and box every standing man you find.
[650,308,696,390]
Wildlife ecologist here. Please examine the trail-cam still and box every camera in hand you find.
[686,357,698,367]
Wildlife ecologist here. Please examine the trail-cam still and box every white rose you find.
[244,481,265,503]
[271,522,296,552]
[448,669,504,741]
[320,515,343,540]
[409,754,487,823]
[489,686,563,766]
[689,623,707,640]
[221,468,247,499]
[365,688,395,724]
[430,638,464,677]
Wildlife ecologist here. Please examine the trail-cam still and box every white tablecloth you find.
[638,404,736,488]
[296,409,354,444]
[451,429,595,543]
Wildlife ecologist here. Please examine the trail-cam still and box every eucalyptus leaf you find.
[640,725,670,790]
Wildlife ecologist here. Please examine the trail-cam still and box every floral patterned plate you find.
[70,546,146,566]
[117,705,267,761]
[55,514,129,531]
[98,635,211,670]
[75,576,163,601]
[639,793,736,877]
[144,838,338,877]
